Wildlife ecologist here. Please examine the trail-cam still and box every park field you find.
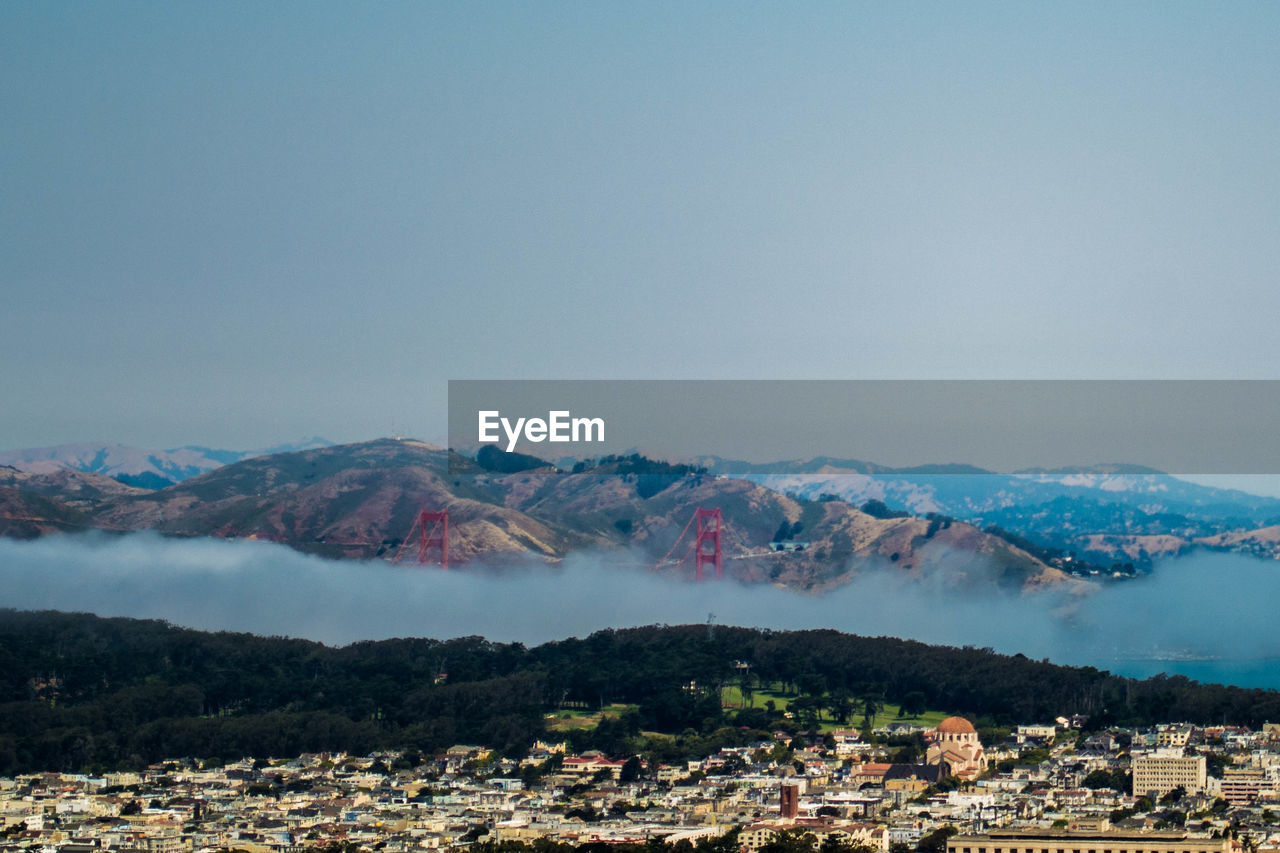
[542,689,950,737]
[720,684,949,733]
[545,703,639,731]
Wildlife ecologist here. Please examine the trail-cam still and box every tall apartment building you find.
[1132,753,1207,797]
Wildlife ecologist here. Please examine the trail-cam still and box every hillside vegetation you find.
[2,610,1278,774]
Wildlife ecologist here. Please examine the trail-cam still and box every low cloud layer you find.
[0,532,1275,687]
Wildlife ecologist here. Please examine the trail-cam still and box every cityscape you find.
[4,712,1279,853]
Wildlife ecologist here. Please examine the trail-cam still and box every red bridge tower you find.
[694,507,722,581]
[394,509,449,568]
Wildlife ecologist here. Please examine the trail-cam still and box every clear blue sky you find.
[4,2,1279,451]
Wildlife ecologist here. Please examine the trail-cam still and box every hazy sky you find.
[4,3,1279,451]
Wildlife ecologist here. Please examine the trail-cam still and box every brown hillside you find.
[1,440,1078,591]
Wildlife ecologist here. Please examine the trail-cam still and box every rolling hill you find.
[0,440,1073,592]
[0,438,332,489]
[738,462,1280,567]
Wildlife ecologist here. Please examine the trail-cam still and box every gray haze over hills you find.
[4,4,1280,716]
[2,531,1277,687]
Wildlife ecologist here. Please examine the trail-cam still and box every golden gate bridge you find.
[392,505,728,580]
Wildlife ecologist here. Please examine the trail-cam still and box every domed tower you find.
[926,716,986,779]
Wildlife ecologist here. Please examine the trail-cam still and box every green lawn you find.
[545,703,639,731]
[721,684,794,712]
[720,684,949,733]
[541,689,951,737]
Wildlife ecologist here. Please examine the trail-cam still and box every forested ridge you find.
[2,608,1279,775]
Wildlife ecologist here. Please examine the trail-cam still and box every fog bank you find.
[0,532,1273,686]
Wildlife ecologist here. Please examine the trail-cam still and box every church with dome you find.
[925,716,987,780]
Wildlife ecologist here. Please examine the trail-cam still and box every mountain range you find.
[3,439,1280,590]
[717,459,1280,566]
[0,438,332,489]
[0,439,1074,593]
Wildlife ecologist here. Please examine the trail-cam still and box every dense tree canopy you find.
[2,609,1279,775]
